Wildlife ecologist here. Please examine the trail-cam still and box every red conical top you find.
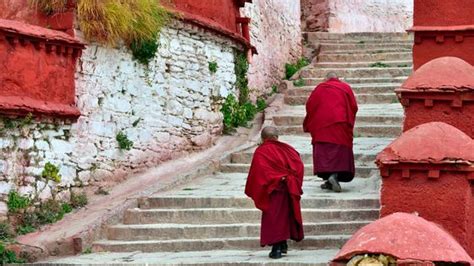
[400,57,474,92]
[376,122,474,165]
[333,212,473,264]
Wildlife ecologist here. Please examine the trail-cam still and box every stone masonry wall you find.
[0,20,239,207]
[243,0,302,96]
[328,0,413,33]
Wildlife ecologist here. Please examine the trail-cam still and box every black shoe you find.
[320,181,332,190]
[269,244,282,259]
[281,241,288,254]
[328,174,341,192]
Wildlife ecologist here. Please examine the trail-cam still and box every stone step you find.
[220,163,377,178]
[231,149,376,165]
[314,60,412,68]
[286,84,399,95]
[319,43,412,52]
[93,235,351,253]
[276,124,401,138]
[285,93,397,105]
[231,136,394,164]
[123,208,379,225]
[107,221,371,241]
[320,48,411,55]
[301,77,407,86]
[37,249,339,265]
[317,52,412,63]
[297,67,412,79]
[138,197,380,210]
[304,32,413,42]
[273,114,403,126]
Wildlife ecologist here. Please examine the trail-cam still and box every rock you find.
[0,202,8,222]
[35,140,50,151]
[191,133,212,147]
[0,182,12,195]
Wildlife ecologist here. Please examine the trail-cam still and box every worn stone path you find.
[38,32,411,265]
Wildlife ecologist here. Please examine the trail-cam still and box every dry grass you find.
[29,0,68,14]
[77,0,172,47]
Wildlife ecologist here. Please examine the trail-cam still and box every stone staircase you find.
[40,33,411,265]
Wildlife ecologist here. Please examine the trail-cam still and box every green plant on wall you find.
[221,52,270,133]
[209,61,218,74]
[285,58,309,80]
[116,131,134,150]
[41,162,62,183]
[130,38,160,65]
[6,191,30,214]
[234,53,250,104]
[256,98,267,112]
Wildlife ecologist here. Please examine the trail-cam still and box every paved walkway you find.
[38,32,410,265]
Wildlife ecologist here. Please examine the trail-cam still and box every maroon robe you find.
[245,139,305,246]
[303,78,358,181]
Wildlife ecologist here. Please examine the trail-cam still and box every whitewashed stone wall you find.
[243,0,302,96]
[328,0,413,33]
[0,20,239,204]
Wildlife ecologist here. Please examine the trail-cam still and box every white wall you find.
[328,0,413,33]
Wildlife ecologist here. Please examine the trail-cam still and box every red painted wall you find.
[402,100,474,138]
[170,0,242,34]
[414,0,474,27]
[412,0,474,69]
[0,19,83,118]
[0,0,75,34]
[380,169,473,257]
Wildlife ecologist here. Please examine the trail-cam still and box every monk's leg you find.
[260,183,291,258]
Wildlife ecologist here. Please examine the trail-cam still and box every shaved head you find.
[261,126,279,141]
[326,72,338,80]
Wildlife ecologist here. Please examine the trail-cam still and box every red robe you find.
[245,139,305,245]
[303,78,358,147]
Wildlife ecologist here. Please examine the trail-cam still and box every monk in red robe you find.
[303,72,358,192]
[245,126,305,259]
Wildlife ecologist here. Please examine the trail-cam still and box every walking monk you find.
[245,126,305,259]
[303,72,358,192]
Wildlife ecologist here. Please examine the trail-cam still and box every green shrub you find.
[234,53,250,104]
[62,203,73,214]
[242,102,257,121]
[293,78,305,87]
[42,162,62,183]
[271,85,278,94]
[16,224,36,235]
[130,38,159,65]
[70,193,88,209]
[0,243,24,264]
[7,191,30,213]
[36,199,65,224]
[221,95,258,133]
[0,223,13,241]
[256,98,267,112]
[116,131,133,150]
[285,58,309,80]
[208,61,218,74]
